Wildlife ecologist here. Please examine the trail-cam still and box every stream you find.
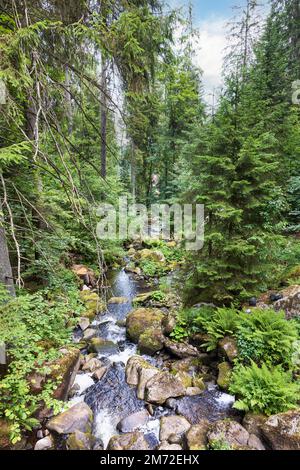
[71,268,237,450]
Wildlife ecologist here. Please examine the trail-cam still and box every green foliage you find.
[203,308,241,351]
[209,439,232,451]
[0,281,83,443]
[229,361,300,416]
[237,309,298,367]
[139,259,166,277]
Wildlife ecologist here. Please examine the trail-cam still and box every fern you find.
[230,361,300,416]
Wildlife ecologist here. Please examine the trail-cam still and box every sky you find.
[167,1,267,104]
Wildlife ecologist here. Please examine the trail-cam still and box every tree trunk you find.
[0,204,15,297]
[100,56,108,179]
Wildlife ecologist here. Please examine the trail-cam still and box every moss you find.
[126,308,164,343]
[217,362,232,390]
[138,327,164,355]
[192,375,206,391]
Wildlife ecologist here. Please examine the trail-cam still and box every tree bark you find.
[0,203,15,297]
[100,56,108,179]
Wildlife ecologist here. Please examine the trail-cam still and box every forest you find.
[0,0,300,454]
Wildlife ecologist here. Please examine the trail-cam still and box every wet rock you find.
[158,442,182,450]
[217,362,232,390]
[248,434,265,450]
[137,367,160,400]
[66,430,93,450]
[185,421,210,450]
[242,413,267,436]
[83,328,97,342]
[207,420,249,449]
[126,308,164,343]
[138,327,165,355]
[78,317,90,331]
[274,285,300,319]
[47,402,93,435]
[218,336,238,363]
[174,371,193,388]
[117,410,150,433]
[145,371,186,404]
[82,357,103,372]
[261,410,300,450]
[125,265,142,276]
[116,319,126,327]
[136,249,166,264]
[68,383,80,398]
[34,436,54,451]
[159,415,191,442]
[186,387,203,396]
[125,356,158,386]
[164,338,199,359]
[192,376,206,391]
[92,367,107,381]
[249,297,257,307]
[108,432,150,450]
[88,338,118,355]
[36,430,43,440]
[108,297,130,304]
[133,292,154,305]
[80,290,106,319]
[169,357,200,376]
[270,293,283,302]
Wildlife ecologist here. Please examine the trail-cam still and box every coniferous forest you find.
[0,0,300,455]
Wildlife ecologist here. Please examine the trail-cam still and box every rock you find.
[158,443,182,450]
[192,376,206,391]
[125,356,158,386]
[137,367,160,400]
[217,362,232,390]
[107,432,150,451]
[47,402,93,435]
[145,371,186,404]
[261,410,300,450]
[66,430,93,450]
[137,249,166,264]
[248,434,265,450]
[88,338,118,355]
[126,308,164,343]
[207,420,250,449]
[169,357,200,376]
[92,367,107,381]
[185,421,210,450]
[36,430,43,439]
[72,265,96,286]
[162,314,176,336]
[138,327,165,355]
[116,319,126,327]
[218,336,238,363]
[83,328,97,342]
[133,292,154,305]
[108,297,130,304]
[125,265,142,276]
[80,290,106,318]
[186,387,203,396]
[50,348,81,400]
[82,357,103,372]
[159,415,191,443]
[174,371,193,388]
[274,285,300,319]
[28,372,45,394]
[270,293,283,302]
[128,247,136,256]
[34,436,54,451]
[164,338,199,359]
[117,410,150,433]
[242,413,267,436]
[78,317,90,331]
[166,241,177,248]
[249,297,257,307]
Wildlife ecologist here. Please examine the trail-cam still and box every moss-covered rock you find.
[50,348,81,400]
[217,362,232,391]
[88,338,118,355]
[80,290,106,319]
[47,402,93,435]
[126,308,164,343]
[108,432,150,450]
[192,375,206,391]
[136,249,166,263]
[218,336,238,363]
[185,421,209,450]
[174,371,193,388]
[138,327,165,355]
[66,430,94,450]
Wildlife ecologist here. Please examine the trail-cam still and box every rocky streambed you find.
[33,247,300,451]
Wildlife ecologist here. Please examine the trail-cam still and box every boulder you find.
[174,371,193,388]
[192,376,206,391]
[66,430,93,450]
[46,402,93,435]
[88,338,118,355]
[158,443,182,450]
[217,362,232,390]
[34,436,54,451]
[137,368,160,400]
[92,367,107,381]
[185,421,210,450]
[78,317,90,331]
[50,348,81,400]
[83,328,97,342]
[138,327,165,355]
[108,297,130,304]
[218,337,238,363]
[117,410,150,433]
[125,265,142,276]
[162,314,176,336]
[248,434,265,451]
[261,410,300,450]
[207,420,250,449]
[126,308,164,343]
[80,290,106,319]
[82,357,103,373]
[164,338,199,359]
[242,413,267,436]
[145,371,186,404]
[274,285,300,319]
[186,387,203,396]
[159,415,191,443]
[72,265,96,286]
[169,357,200,376]
[137,249,166,264]
[107,432,150,451]
[125,356,158,386]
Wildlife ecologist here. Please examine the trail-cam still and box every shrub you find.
[237,309,298,367]
[195,307,241,351]
[229,361,300,416]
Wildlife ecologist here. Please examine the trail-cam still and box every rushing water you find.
[71,268,237,449]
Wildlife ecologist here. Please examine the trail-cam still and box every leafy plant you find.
[229,361,300,416]
[209,439,232,451]
[237,309,298,367]
[195,307,241,351]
